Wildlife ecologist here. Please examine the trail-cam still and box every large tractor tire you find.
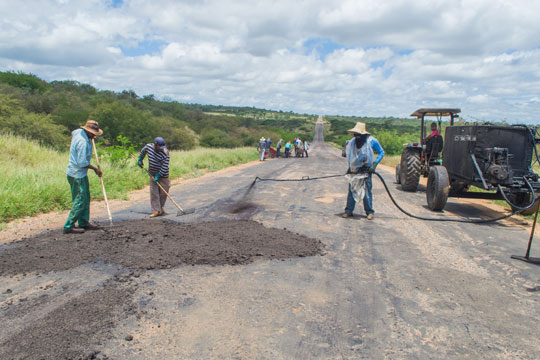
[400,148,421,192]
[426,166,450,211]
[395,164,401,184]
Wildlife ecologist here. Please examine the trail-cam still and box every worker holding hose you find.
[138,137,170,217]
[63,120,104,234]
[342,122,385,220]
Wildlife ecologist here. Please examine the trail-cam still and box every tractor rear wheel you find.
[400,148,421,192]
[395,164,401,184]
[426,166,449,211]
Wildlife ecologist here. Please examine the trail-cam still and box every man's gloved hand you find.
[154,173,161,184]
[137,155,143,168]
[369,162,378,173]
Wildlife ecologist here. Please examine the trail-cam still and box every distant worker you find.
[276,139,283,158]
[138,137,170,217]
[63,120,104,234]
[297,139,304,158]
[342,122,385,220]
[257,137,266,161]
[265,138,272,158]
[284,141,292,158]
[303,140,309,158]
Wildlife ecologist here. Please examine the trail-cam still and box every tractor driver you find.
[425,122,443,161]
[426,122,440,140]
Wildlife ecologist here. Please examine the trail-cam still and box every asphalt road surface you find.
[2,116,540,359]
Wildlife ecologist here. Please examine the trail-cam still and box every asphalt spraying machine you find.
[396,108,540,214]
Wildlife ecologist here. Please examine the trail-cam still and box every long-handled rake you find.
[91,138,113,226]
[133,160,195,216]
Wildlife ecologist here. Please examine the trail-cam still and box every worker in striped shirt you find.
[138,137,170,217]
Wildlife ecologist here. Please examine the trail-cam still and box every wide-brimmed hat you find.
[81,120,103,136]
[347,122,369,135]
[260,137,265,141]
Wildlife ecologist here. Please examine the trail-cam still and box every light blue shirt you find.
[66,129,92,178]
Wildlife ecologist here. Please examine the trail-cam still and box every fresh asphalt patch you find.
[0,219,324,276]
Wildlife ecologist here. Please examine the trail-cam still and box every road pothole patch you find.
[0,220,324,276]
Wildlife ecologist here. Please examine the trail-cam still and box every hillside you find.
[0,71,317,151]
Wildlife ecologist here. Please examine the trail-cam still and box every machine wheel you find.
[426,166,449,211]
[400,148,421,192]
[511,192,540,216]
[395,164,401,184]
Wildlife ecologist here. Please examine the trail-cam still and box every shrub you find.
[0,71,48,94]
[0,111,69,149]
[98,135,136,168]
[200,128,241,148]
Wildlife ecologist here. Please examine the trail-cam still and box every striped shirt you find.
[140,144,170,177]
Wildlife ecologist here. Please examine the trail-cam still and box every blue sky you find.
[1,0,539,123]
[120,39,167,57]
[303,38,348,60]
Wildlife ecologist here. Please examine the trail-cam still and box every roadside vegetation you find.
[0,134,258,223]
[0,71,316,151]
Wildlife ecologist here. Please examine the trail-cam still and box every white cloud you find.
[0,0,539,122]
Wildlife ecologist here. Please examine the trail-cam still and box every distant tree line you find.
[324,116,422,155]
[0,71,314,151]
[1,71,451,155]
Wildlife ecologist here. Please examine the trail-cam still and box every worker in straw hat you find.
[342,122,385,220]
[63,120,104,234]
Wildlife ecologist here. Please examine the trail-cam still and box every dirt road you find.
[1,117,539,359]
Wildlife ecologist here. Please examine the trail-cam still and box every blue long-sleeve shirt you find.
[370,137,385,164]
[66,129,93,178]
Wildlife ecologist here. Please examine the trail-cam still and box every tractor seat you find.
[426,135,444,162]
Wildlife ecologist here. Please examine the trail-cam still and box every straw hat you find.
[81,120,103,136]
[347,122,369,135]
[260,137,266,141]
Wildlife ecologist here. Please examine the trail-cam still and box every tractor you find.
[395,108,540,214]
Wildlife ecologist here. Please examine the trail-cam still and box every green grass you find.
[0,134,258,223]
[380,154,401,168]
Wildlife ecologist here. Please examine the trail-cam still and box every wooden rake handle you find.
[153,178,185,213]
[91,139,113,225]
[131,153,185,214]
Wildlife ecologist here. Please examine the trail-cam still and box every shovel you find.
[139,165,195,216]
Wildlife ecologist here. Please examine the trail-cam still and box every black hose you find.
[253,171,523,224]
[254,174,345,182]
[371,171,519,224]
[497,177,536,211]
